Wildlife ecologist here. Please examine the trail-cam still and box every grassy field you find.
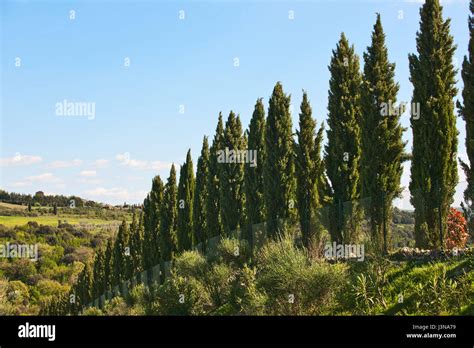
[0,215,122,227]
[0,202,27,210]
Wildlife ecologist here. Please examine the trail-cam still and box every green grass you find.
[0,214,121,227]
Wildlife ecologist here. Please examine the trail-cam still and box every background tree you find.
[193,137,210,249]
[324,33,363,244]
[177,150,195,252]
[207,114,224,238]
[294,91,324,252]
[244,99,266,246]
[219,111,246,235]
[458,0,474,239]
[409,0,458,248]
[361,14,406,254]
[264,82,296,239]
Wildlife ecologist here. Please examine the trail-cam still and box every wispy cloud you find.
[115,152,172,171]
[45,159,83,168]
[0,154,42,167]
[93,159,109,168]
[12,172,63,187]
[84,187,147,202]
[79,170,97,177]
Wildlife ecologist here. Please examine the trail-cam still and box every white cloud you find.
[84,187,147,202]
[0,154,42,167]
[115,152,172,171]
[77,178,102,185]
[11,172,63,188]
[79,170,97,177]
[26,173,62,183]
[46,159,82,168]
[93,159,109,168]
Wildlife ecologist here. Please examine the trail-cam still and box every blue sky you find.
[0,0,471,206]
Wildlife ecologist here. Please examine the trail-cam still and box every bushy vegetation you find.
[0,222,114,314]
[71,237,473,316]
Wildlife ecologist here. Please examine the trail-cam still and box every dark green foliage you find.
[159,165,178,264]
[76,262,93,308]
[244,99,266,246]
[459,0,474,238]
[264,82,296,239]
[324,33,363,244]
[193,137,210,248]
[177,150,195,252]
[143,175,164,269]
[361,14,406,254]
[130,211,144,274]
[112,220,130,285]
[207,114,225,238]
[219,112,246,235]
[103,239,113,291]
[92,249,105,299]
[409,0,458,248]
[294,92,325,252]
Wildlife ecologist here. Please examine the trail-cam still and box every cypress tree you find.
[207,113,224,238]
[294,91,324,251]
[409,0,458,248]
[324,33,363,244]
[159,165,178,264]
[264,82,296,239]
[130,211,144,274]
[112,220,130,285]
[361,14,406,253]
[143,175,164,269]
[76,262,93,308]
[244,98,266,245]
[193,136,210,249]
[458,0,474,237]
[103,239,113,291]
[219,111,246,235]
[177,150,195,251]
[92,249,105,299]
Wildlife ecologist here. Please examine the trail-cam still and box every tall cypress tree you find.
[294,91,324,251]
[103,239,113,291]
[177,150,195,252]
[324,33,363,244]
[143,175,164,269]
[361,14,406,253]
[264,82,296,239]
[92,249,105,299]
[112,220,130,285]
[409,0,458,248]
[219,111,246,235]
[193,136,210,249]
[458,0,474,237]
[76,262,93,308]
[159,165,178,264]
[244,98,266,245]
[130,211,144,274]
[207,113,224,238]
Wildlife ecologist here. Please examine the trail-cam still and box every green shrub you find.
[173,251,207,279]
[256,237,347,315]
[155,276,211,315]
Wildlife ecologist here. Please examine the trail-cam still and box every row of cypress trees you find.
[55,0,472,314]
